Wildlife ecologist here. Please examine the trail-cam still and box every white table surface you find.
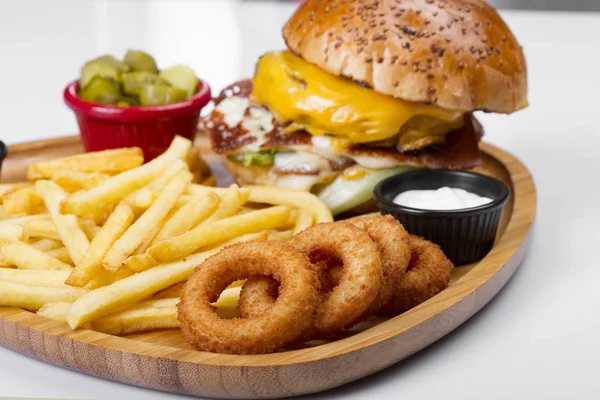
[1,1,600,399]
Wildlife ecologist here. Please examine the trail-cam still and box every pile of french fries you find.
[0,136,333,336]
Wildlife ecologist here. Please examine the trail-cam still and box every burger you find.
[201,0,527,215]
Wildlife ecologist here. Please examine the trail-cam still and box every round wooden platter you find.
[0,136,536,399]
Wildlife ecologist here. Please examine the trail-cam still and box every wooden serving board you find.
[0,136,536,399]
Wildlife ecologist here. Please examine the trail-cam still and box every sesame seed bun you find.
[283,0,527,113]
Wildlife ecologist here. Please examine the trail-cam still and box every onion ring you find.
[349,215,411,316]
[240,222,382,336]
[378,235,454,317]
[178,240,319,354]
[237,276,278,318]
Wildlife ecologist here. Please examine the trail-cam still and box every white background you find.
[0,1,599,399]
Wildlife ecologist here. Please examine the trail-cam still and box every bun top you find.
[283,0,527,113]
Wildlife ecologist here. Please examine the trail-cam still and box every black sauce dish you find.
[373,169,510,265]
[0,140,7,180]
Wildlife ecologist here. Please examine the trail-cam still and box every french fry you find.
[121,160,186,214]
[150,192,220,245]
[40,291,239,333]
[102,171,191,270]
[67,204,134,286]
[30,238,62,252]
[84,266,133,290]
[67,247,221,328]
[0,280,87,311]
[46,247,74,265]
[0,183,28,197]
[51,169,109,192]
[0,222,27,242]
[37,301,73,322]
[0,269,71,288]
[79,219,102,241]
[214,286,242,319]
[133,298,180,309]
[246,185,333,223]
[200,184,243,225]
[98,286,242,334]
[122,188,155,214]
[266,229,295,241]
[37,298,178,327]
[122,253,157,273]
[3,213,50,224]
[21,218,61,240]
[293,208,314,234]
[187,184,241,197]
[148,205,292,263]
[60,136,191,217]
[145,160,187,193]
[97,286,243,334]
[0,241,72,271]
[92,306,179,335]
[133,223,162,255]
[127,228,270,274]
[2,187,44,215]
[152,282,185,299]
[27,147,144,181]
[35,180,90,264]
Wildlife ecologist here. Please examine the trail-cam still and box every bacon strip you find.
[348,114,482,169]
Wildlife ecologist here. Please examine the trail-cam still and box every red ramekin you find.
[64,80,211,160]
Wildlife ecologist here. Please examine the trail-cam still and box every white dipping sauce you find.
[393,187,493,210]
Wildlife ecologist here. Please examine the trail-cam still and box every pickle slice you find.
[115,96,141,107]
[78,76,121,104]
[80,61,121,88]
[159,65,199,97]
[121,71,170,95]
[94,55,130,72]
[124,50,158,73]
[139,85,187,106]
[121,71,171,95]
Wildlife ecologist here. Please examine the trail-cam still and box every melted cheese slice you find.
[251,51,462,144]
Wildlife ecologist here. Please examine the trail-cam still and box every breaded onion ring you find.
[178,240,320,354]
[378,235,454,317]
[349,215,411,316]
[241,223,382,336]
[238,276,278,318]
